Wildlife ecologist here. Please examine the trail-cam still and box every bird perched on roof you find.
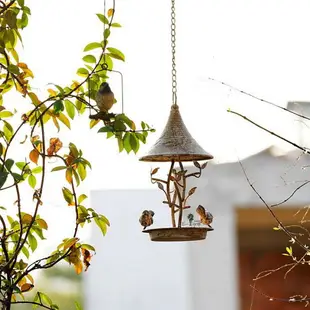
[139,210,155,230]
[196,205,213,228]
[95,82,115,113]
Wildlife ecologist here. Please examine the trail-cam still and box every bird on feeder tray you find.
[196,205,213,228]
[95,82,115,114]
[139,210,155,230]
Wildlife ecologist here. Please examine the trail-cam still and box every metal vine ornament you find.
[139,0,214,242]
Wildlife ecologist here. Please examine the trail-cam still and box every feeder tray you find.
[139,105,213,162]
[143,227,213,242]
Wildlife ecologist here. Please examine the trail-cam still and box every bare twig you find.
[229,110,309,154]
[209,77,310,122]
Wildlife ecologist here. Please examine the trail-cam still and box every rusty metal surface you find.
[143,227,213,242]
[139,105,213,162]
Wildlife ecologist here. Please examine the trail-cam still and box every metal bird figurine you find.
[95,82,115,113]
[196,205,213,228]
[139,210,155,230]
[187,213,194,226]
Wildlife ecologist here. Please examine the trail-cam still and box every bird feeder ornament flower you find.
[139,0,214,242]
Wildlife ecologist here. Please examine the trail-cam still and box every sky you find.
[4,0,310,259]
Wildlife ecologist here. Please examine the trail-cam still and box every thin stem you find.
[209,77,310,122]
[166,161,176,227]
[178,162,186,228]
[229,110,309,154]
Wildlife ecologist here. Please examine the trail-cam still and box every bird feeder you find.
[139,104,214,241]
[139,0,214,242]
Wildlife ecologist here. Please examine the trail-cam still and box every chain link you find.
[171,0,177,105]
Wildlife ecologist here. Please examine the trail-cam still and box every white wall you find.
[85,148,310,310]
[85,189,192,310]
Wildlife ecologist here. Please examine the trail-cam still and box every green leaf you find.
[0,171,8,188]
[28,174,36,188]
[129,133,139,154]
[17,0,25,7]
[32,166,42,174]
[69,143,79,158]
[12,173,23,182]
[78,194,87,204]
[0,111,13,118]
[28,233,37,252]
[135,132,146,144]
[107,47,125,61]
[76,68,89,77]
[72,169,80,187]
[16,162,28,170]
[38,292,53,306]
[104,29,111,39]
[62,187,73,205]
[96,14,109,24]
[117,136,124,152]
[51,166,67,172]
[100,215,110,226]
[94,217,108,236]
[8,64,20,74]
[83,42,102,52]
[53,100,64,114]
[64,100,75,120]
[83,55,96,63]
[98,126,114,133]
[114,119,126,131]
[5,158,14,170]
[286,246,293,256]
[111,22,121,27]
[123,133,132,154]
[32,226,45,240]
[21,246,29,259]
[77,163,86,181]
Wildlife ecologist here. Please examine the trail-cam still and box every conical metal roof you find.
[139,105,213,162]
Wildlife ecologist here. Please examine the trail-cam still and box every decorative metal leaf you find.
[188,187,197,196]
[157,182,164,191]
[201,162,208,169]
[193,161,200,169]
[151,167,160,176]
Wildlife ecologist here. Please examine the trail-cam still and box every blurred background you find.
[7,0,310,309]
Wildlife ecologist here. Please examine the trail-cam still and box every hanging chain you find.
[171,0,177,105]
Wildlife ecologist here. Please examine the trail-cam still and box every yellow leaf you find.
[26,274,34,285]
[66,169,73,184]
[18,277,26,287]
[22,68,34,78]
[29,149,39,165]
[52,116,60,132]
[64,237,79,250]
[17,62,28,69]
[47,88,57,96]
[36,218,48,230]
[20,283,33,292]
[11,294,16,302]
[90,119,100,129]
[28,92,41,106]
[74,260,83,274]
[22,214,33,224]
[107,8,114,17]
[57,113,71,129]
